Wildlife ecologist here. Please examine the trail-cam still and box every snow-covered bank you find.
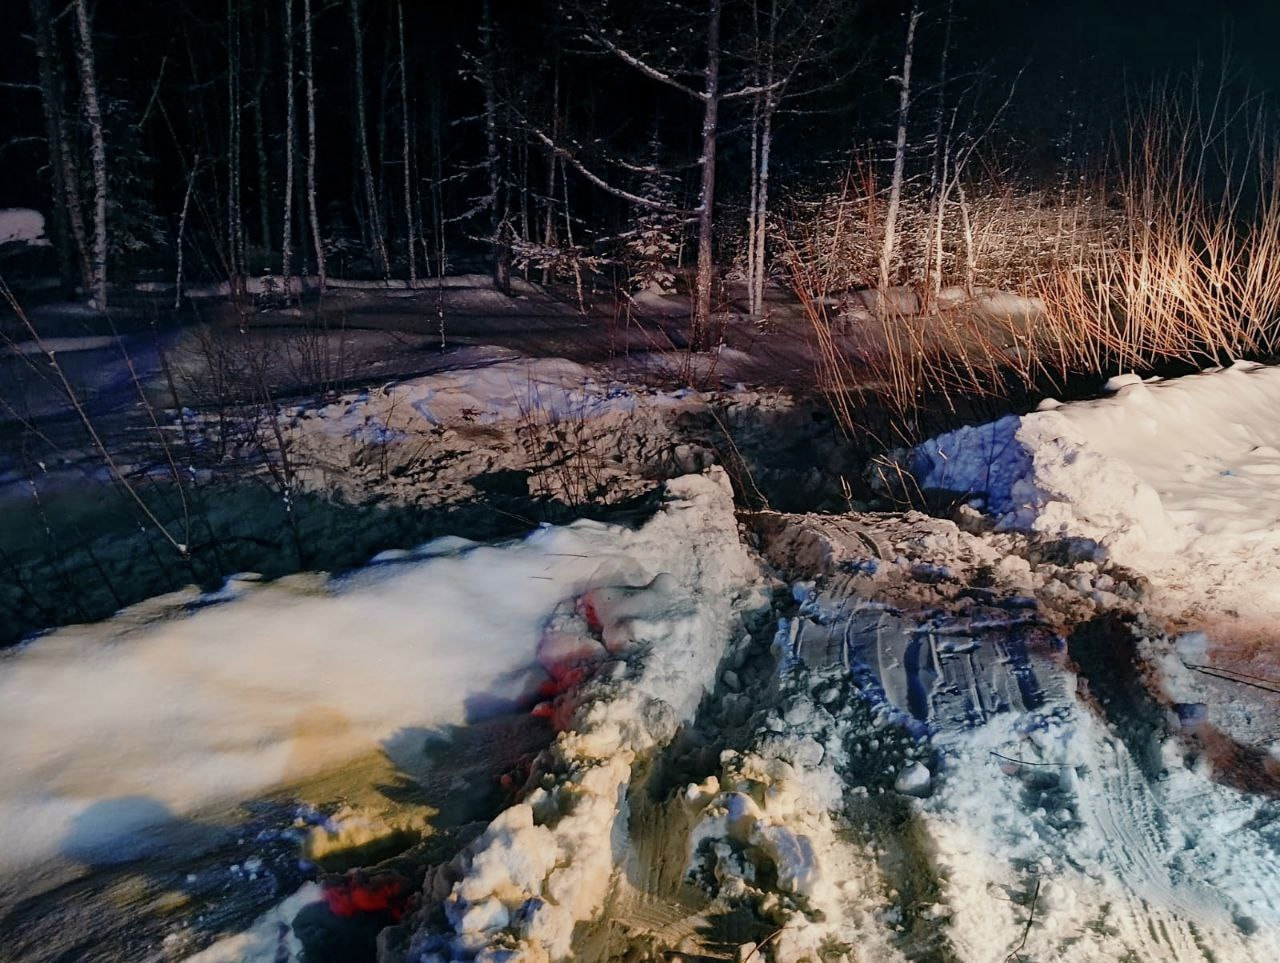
[0,469,756,880]
[911,361,1280,627]
[399,469,767,961]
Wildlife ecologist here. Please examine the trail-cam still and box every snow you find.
[182,882,324,963]
[0,208,49,247]
[0,469,753,876]
[410,469,767,961]
[11,341,1280,962]
[760,509,1280,962]
[296,355,693,437]
[911,360,1280,627]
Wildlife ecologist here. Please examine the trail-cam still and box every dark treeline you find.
[2,0,1270,334]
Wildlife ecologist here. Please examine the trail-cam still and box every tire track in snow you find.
[1073,731,1213,960]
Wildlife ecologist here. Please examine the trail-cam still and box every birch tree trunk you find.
[73,0,108,310]
[878,3,921,315]
[30,0,91,295]
[925,0,954,307]
[254,5,272,271]
[281,0,296,286]
[747,89,760,316]
[748,0,779,319]
[303,0,326,288]
[398,0,415,286]
[176,157,200,308]
[693,0,722,349]
[429,75,446,279]
[349,0,389,278]
[752,99,774,317]
[542,58,561,287]
[481,0,510,294]
[226,0,246,295]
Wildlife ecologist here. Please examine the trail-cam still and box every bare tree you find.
[349,0,389,278]
[226,0,246,294]
[281,0,296,285]
[480,0,511,294]
[29,0,91,296]
[694,0,723,346]
[878,2,922,311]
[578,0,832,345]
[302,0,326,287]
[72,0,108,310]
[252,5,273,271]
[398,0,416,286]
[578,0,731,347]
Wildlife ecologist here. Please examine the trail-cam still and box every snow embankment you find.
[0,208,49,247]
[911,361,1280,620]
[301,356,687,435]
[404,469,767,961]
[0,469,757,881]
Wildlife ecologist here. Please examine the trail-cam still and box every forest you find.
[6,0,1262,345]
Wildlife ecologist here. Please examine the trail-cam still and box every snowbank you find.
[762,510,1280,962]
[0,208,49,247]
[297,356,695,435]
[911,361,1280,618]
[406,469,767,961]
[0,469,753,877]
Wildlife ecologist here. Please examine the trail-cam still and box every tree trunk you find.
[878,3,921,314]
[745,0,779,320]
[281,0,296,286]
[176,157,200,308]
[542,58,561,287]
[398,0,416,286]
[73,0,108,310]
[254,3,272,271]
[303,0,326,287]
[30,0,91,296]
[956,180,976,296]
[349,0,388,278]
[226,0,246,295]
[747,89,760,316]
[752,98,774,318]
[429,73,446,278]
[480,0,510,294]
[693,0,722,349]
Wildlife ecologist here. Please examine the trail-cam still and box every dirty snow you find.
[756,510,1280,962]
[0,469,754,878]
[9,346,1280,963]
[407,469,766,961]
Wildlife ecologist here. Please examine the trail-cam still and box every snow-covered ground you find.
[0,208,48,247]
[6,353,1280,963]
[0,469,755,874]
[911,360,1280,738]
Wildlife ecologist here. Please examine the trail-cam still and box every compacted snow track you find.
[757,511,1280,962]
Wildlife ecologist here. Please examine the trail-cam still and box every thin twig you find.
[1005,875,1041,962]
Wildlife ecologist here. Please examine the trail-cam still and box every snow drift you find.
[0,469,757,881]
[911,361,1280,619]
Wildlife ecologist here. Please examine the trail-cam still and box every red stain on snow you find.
[321,869,414,922]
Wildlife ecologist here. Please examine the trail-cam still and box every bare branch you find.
[580,30,705,101]
[524,122,686,213]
